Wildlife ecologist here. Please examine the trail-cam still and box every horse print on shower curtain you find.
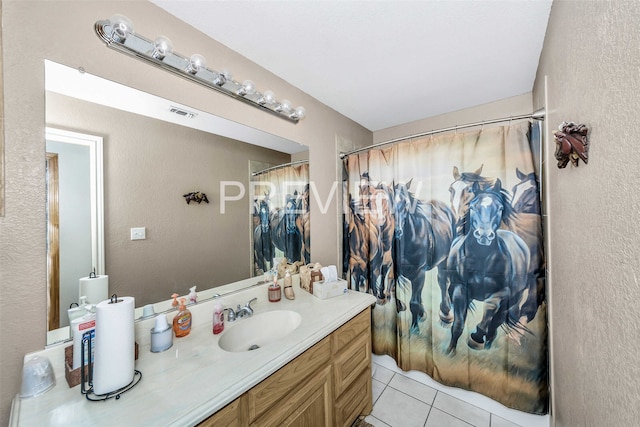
[343,121,548,414]
[252,163,310,275]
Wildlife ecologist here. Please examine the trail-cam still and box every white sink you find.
[218,310,302,352]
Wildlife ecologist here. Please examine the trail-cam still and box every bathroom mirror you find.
[45,60,309,345]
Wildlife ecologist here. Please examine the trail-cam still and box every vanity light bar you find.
[94,15,306,124]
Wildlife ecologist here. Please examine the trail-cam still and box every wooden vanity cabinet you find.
[331,308,372,427]
[198,396,247,427]
[198,307,372,427]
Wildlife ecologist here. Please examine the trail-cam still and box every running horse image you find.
[253,196,275,274]
[445,179,530,355]
[392,180,456,332]
[358,176,395,305]
[271,191,304,263]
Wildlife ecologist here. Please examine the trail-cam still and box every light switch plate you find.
[130,227,146,240]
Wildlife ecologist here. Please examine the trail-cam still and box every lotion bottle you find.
[212,303,224,334]
[173,298,192,337]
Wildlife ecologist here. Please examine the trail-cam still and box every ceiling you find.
[150,0,553,132]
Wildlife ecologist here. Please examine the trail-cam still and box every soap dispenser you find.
[188,286,197,305]
[173,298,192,337]
[212,303,224,334]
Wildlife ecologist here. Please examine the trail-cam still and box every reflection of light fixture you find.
[95,15,306,124]
[151,36,173,60]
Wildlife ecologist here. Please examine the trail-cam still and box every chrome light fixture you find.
[95,15,306,124]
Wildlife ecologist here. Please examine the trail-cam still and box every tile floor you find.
[364,354,550,427]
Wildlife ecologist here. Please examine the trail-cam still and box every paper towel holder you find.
[80,330,142,401]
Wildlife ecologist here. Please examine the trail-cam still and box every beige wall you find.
[47,92,291,310]
[533,1,640,426]
[0,1,371,422]
[373,93,532,143]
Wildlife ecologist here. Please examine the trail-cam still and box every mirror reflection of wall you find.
[45,62,309,345]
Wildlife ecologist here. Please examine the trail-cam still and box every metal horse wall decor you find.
[183,191,209,204]
[554,121,589,168]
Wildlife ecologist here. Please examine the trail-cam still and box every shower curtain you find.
[252,163,310,276]
[343,121,547,414]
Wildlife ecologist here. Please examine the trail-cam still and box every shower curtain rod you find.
[252,159,309,176]
[339,108,546,159]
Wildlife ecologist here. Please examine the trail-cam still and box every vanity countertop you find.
[10,282,375,426]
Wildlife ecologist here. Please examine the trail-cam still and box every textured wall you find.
[533,1,640,425]
[0,1,371,423]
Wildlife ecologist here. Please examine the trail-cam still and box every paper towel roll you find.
[79,275,109,305]
[93,296,135,395]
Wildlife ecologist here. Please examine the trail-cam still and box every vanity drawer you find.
[332,308,370,353]
[333,329,371,397]
[248,336,331,423]
[334,367,372,427]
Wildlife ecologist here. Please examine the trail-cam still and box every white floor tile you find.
[371,387,431,427]
[433,392,491,427]
[372,362,395,385]
[491,414,521,427]
[388,374,437,405]
[371,354,549,427]
[426,408,474,427]
[372,378,386,405]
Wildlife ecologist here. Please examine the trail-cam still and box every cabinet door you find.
[248,337,331,423]
[333,330,371,397]
[251,365,333,427]
[334,368,372,427]
[198,396,245,427]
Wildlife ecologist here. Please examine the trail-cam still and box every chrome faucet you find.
[236,297,257,318]
[225,297,257,322]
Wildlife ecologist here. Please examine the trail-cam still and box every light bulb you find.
[109,14,135,42]
[292,106,306,120]
[241,80,256,96]
[280,99,293,114]
[263,90,276,104]
[151,35,173,60]
[213,70,232,86]
[186,54,206,74]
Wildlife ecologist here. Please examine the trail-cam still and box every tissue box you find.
[313,279,348,299]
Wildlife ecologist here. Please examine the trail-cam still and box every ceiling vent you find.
[169,106,197,119]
